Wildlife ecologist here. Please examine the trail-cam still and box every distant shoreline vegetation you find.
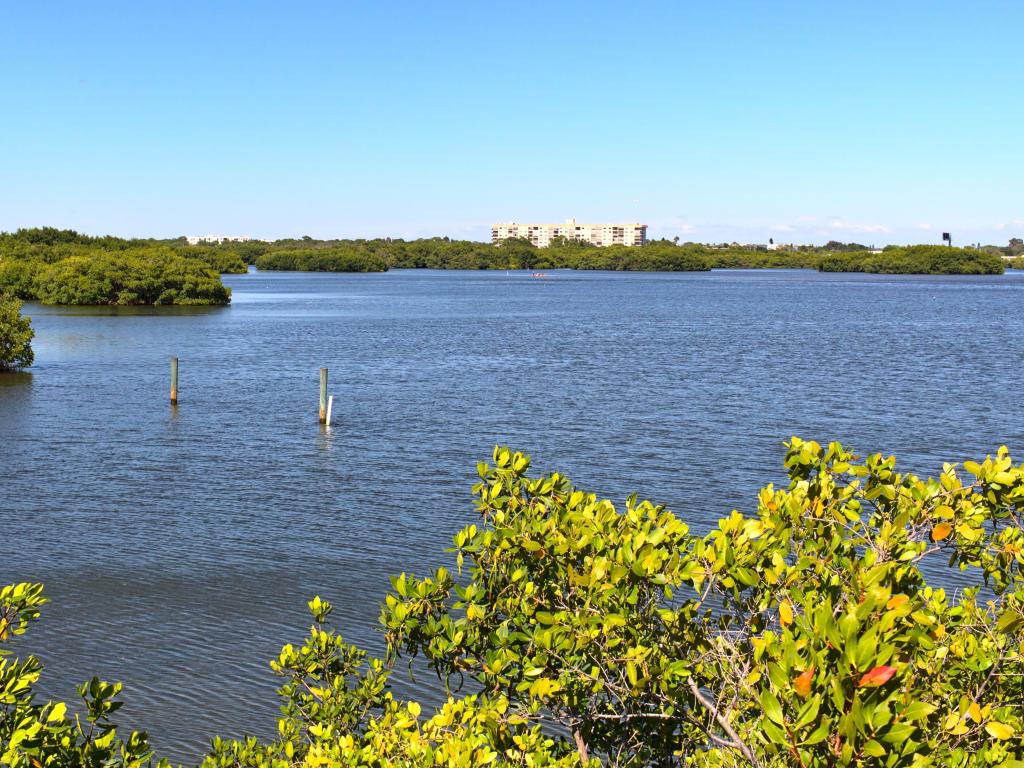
[216,235,1011,275]
[818,245,1004,275]
[0,229,1017,307]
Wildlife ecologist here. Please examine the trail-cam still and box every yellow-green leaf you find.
[985,721,1014,740]
[779,600,794,627]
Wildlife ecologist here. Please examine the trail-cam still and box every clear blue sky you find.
[1,1,1021,245]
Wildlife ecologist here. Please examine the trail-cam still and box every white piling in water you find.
[326,394,334,426]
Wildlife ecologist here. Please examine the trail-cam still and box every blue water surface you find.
[2,268,1022,761]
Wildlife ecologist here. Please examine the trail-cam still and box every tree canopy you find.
[0,291,34,371]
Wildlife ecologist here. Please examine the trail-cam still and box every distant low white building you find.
[184,235,253,245]
[492,218,647,247]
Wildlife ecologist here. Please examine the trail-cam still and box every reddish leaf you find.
[794,666,814,698]
[886,594,909,610]
[858,665,897,688]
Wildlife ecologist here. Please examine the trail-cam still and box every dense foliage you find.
[245,238,812,273]
[176,247,248,275]
[0,229,232,305]
[241,237,714,273]
[244,238,1006,275]
[1,229,1013,280]
[4,440,1024,766]
[0,291,33,371]
[255,247,388,272]
[702,250,821,269]
[819,245,1004,275]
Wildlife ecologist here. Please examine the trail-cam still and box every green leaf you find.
[900,701,936,722]
[760,688,784,725]
[862,739,886,757]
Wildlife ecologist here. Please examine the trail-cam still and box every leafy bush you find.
[819,246,1004,275]
[0,237,231,306]
[562,243,711,271]
[0,291,33,371]
[4,441,1024,766]
[0,230,232,305]
[255,246,388,272]
[705,250,822,269]
[381,441,1024,766]
[29,250,231,305]
[178,246,248,274]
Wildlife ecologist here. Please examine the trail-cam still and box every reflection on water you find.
[0,371,33,387]
[2,268,1023,763]
[29,304,229,318]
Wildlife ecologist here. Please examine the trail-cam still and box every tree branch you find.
[687,677,762,768]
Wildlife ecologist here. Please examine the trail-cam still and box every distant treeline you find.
[253,246,388,272]
[0,229,232,305]
[170,235,1007,275]
[227,236,1005,275]
[0,229,1014,308]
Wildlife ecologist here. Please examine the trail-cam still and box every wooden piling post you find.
[170,357,179,405]
[319,367,328,424]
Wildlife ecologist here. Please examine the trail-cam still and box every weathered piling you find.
[170,357,179,405]
[319,368,328,424]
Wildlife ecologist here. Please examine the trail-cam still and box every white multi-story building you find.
[491,219,647,248]
[184,235,253,245]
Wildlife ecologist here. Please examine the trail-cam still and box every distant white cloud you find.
[996,218,1024,231]
[824,219,890,234]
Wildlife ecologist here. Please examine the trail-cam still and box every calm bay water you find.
[2,268,1023,762]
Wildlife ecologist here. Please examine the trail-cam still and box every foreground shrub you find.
[0,291,34,371]
[4,440,1024,766]
[0,583,162,767]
